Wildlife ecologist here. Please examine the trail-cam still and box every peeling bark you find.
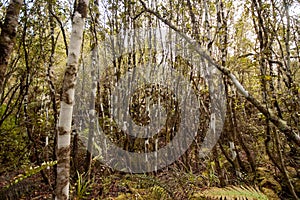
[56,0,89,199]
[0,0,23,98]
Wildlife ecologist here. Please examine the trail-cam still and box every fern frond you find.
[150,185,169,199]
[0,161,57,200]
[198,185,268,200]
[6,161,57,188]
[134,174,174,198]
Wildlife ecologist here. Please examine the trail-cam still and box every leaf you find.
[193,185,268,200]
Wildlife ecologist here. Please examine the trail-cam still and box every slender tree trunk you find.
[283,0,292,87]
[85,0,100,178]
[85,46,99,176]
[0,0,23,99]
[56,0,88,199]
[47,0,59,190]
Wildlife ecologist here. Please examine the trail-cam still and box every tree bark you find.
[56,0,89,199]
[0,0,23,99]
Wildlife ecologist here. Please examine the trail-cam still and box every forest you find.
[0,0,299,199]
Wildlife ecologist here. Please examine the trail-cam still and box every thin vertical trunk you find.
[283,0,292,87]
[186,0,200,42]
[85,0,100,177]
[274,127,299,199]
[47,0,59,190]
[56,0,88,199]
[215,0,231,183]
[0,0,23,98]
[203,0,212,54]
[85,46,99,176]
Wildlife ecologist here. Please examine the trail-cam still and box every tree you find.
[0,0,299,199]
[84,0,101,177]
[0,0,23,98]
[56,0,89,199]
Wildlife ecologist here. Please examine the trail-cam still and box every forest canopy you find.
[0,0,299,199]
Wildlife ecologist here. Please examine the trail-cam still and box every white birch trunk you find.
[56,0,89,199]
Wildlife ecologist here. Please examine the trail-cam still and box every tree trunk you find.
[84,0,100,178]
[85,45,99,176]
[56,0,88,199]
[0,0,23,98]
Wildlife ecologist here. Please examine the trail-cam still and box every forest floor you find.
[0,163,208,200]
[0,163,296,199]
[0,154,294,199]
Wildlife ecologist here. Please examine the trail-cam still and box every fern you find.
[134,174,174,198]
[0,161,57,199]
[196,185,268,200]
[6,161,57,188]
[150,185,169,199]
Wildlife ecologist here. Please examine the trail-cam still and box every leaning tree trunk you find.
[0,0,23,99]
[56,0,88,199]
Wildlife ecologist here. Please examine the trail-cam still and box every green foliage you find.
[0,161,57,199]
[97,173,174,199]
[150,185,169,199]
[134,174,173,197]
[1,0,300,198]
[194,185,268,200]
[73,171,94,199]
[0,105,28,173]
[5,161,57,188]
